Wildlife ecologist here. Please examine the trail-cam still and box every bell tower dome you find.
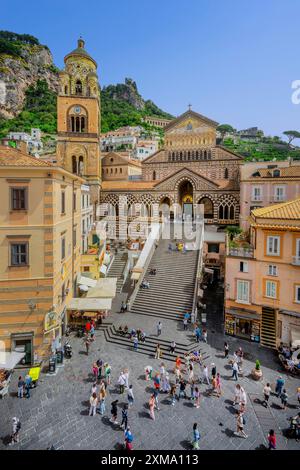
[56,38,101,210]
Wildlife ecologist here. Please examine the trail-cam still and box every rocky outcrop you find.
[0,44,59,119]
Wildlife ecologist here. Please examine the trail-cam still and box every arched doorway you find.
[159,196,173,219]
[178,180,193,218]
[198,197,214,219]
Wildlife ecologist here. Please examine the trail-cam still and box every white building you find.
[81,185,94,254]
[133,140,158,160]
[7,128,43,155]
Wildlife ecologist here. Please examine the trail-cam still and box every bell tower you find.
[56,38,101,208]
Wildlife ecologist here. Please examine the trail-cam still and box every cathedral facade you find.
[100,110,242,224]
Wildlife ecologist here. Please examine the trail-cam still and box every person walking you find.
[267,429,276,450]
[216,373,222,397]
[224,342,229,359]
[174,356,181,372]
[240,386,247,412]
[149,394,156,420]
[170,384,177,406]
[275,376,285,397]
[157,321,162,337]
[203,365,210,385]
[118,372,126,394]
[96,358,103,379]
[262,383,272,407]
[120,404,128,429]
[235,411,248,438]
[98,382,106,415]
[169,341,176,354]
[127,385,134,408]
[192,423,201,450]
[104,363,111,385]
[159,362,166,378]
[9,417,21,445]
[280,389,288,410]
[123,368,129,389]
[145,365,153,381]
[89,392,98,417]
[153,389,160,411]
[133,335,138,351]
[211,363,217,380]
[233,384,241,405]
[178,379,187,400]
[110,400,119,424]
[194,387,200,408]
[90,323,95,341]
[202,329,207,343]
[153,373,161,392]
[85,336,91,355]
[183,318,188,331]
[91,382,97,395]
[155,343,162,360]
[24,373,32,399]
[124,426,134,451]
[195,327,201,343]
[92,362,99,381]
[161,372,171,393]
[189,380,195,400]
[188,365,194,383]
[232,360,239,381]
[17,376,24,399]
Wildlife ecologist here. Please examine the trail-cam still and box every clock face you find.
[74,106,81,114]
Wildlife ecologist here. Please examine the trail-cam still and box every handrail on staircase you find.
[191,221,204,320]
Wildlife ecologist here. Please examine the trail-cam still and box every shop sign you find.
[44,308,60,333]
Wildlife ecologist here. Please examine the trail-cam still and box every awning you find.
[77,275,97,288]
[205,268,214,274]
[131,272,141,281]
[291,327,300,349]
[67,298,112,311]
[225,309,261,321]
[79,284,89,292]
[86,278,117,298]
[0,351,25,369]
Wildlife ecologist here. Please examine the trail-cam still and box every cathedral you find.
[55,39,241,224]
[101,110,242,223]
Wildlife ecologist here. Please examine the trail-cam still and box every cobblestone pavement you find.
[0,286,299,451]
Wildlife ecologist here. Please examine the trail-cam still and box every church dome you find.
[64,38,97,67]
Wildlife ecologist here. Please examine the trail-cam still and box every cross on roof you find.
[188,103,192,111]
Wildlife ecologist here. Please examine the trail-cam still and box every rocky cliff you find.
[0,31,59,119]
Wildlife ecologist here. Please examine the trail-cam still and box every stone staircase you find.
[107,251,128,293]
[102,325,210,363]
[130,232,199,322]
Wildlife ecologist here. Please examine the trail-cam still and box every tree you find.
[283,130,300,148]
[217,124,235,142]
[225,225,242,241]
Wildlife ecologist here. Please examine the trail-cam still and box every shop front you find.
[225,309,261,343]
[67,298,112,328]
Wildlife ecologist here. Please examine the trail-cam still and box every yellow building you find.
[225,197,300,348]
[0,146,83,364]
[56,38,101,212]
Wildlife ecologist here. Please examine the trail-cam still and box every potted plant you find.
[251,359,263,380]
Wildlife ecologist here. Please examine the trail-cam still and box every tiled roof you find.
[101,181,155,190]
[251,197,300,220]
[250,166,300,179]
[0,146,53,167]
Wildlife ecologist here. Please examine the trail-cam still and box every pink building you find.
[240,160,300,231]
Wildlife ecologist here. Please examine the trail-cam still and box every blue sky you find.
[2,0,300,136]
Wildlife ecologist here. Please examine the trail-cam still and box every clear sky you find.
[2,0,300,136]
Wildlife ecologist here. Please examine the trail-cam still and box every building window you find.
[11,243,28,266]
[224,168,229,179]
[120,168,122,174]
[295,285,300,303]
[236,280,250,303]
[239,261,248,273]
[295,239,300,262]
[265,280,277,299]
[75,80,82,95]
[11,188,27,210]
[61,237,66,260]
[274,185,286,202]
[61,191,66,214]
[268,265,277,276]
[266,235,280,256]
[252,186,262,202]
[153,171,156,180]
[207,244,219,253]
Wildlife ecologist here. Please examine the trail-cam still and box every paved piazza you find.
[0,292,299,451]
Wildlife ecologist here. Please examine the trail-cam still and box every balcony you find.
[292,256,300,266]
[228,246,254,258]
[251,196,263,202]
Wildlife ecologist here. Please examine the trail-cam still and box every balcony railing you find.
[228,246,254,258]
[292,256,300,266]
